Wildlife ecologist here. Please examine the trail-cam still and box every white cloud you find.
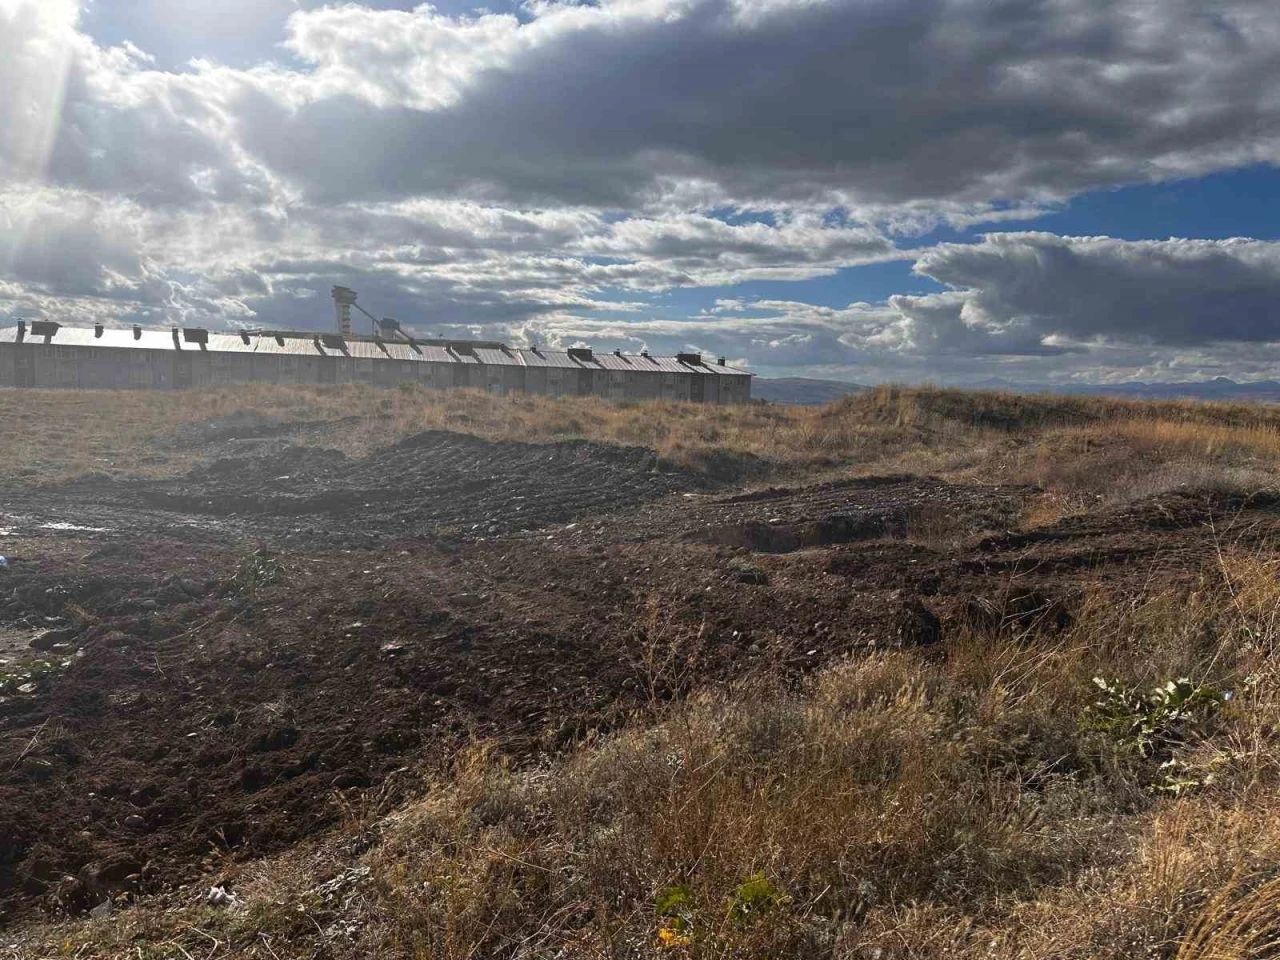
[3,0,1280,383]
[904,233,1280,348]
[235,0,1280,211]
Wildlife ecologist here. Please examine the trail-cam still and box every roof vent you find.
[614,348,622,356]
[94,323,104,338]
[640,349,649,358]
[717,357,726,366]
[29,320,60,338]
[677,352,702,366]
[133,325,142,340]
[568,347,593,362]
[182,327,208,345]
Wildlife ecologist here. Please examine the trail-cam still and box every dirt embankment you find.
[2,426,1277,923]
[9,431,701,549]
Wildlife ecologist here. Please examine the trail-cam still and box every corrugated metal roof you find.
[413,345,457,364]
[700,361,749,376]
[206,333,258,354]
[516,348,582,369]
[589,353,641,372]
[472,347,521,367]
[0,324,751,376]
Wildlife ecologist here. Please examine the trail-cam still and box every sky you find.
[3,0,1280,384]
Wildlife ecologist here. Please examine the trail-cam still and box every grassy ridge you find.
[5,383,1280,496]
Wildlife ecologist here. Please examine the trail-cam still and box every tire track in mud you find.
[657,476,1028,552]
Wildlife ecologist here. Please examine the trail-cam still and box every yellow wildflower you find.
[657,924,693,948]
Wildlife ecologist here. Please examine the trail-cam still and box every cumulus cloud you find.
[15,0,1280,214]
[901,233,1280,350]
[4,0,1280,382]
[239,0,1280,211]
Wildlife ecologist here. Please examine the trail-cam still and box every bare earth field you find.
[4,385,1280,958]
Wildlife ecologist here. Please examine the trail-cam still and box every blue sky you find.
[6,0,1280,383]
[595,165,1280,337]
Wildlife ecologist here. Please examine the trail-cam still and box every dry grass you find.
[0,385,905,485]
[19,550,1280,959]
[10,384,1280,957]
[6,383,1280,501]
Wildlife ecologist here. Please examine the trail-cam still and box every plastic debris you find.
[206,886,241,907]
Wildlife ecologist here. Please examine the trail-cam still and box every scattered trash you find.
[314,866,371,905]
[0,556,7,567]
[206,886,241,908]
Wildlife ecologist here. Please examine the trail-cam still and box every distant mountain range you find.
[751,377,867,404]
[754,375,1280,405]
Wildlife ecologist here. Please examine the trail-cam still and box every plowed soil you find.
[1,425,1278,922]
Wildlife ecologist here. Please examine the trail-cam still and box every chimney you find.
[717,357,726,366]
[94,323,104,338]
[16,319,25,342]
[172,327,181,349]
[614,348,622,356]
[133,325,142,340]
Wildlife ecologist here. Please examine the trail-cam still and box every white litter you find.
[206,886,241,907]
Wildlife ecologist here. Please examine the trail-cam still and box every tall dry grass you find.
[23,549,1280,959]
[7,383,1280,501]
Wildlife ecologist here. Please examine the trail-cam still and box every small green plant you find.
[655,885,694,947]
[1153,758,1211,797]
[228,549,284,593]
[1085,676,1226,759]
[727,872,789,923]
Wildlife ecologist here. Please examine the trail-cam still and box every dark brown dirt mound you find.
[679,476,1025,552]
[25,431,700,548]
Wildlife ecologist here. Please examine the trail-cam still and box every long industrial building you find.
[0,320,752,403]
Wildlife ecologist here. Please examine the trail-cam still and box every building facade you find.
[0,322,752,403]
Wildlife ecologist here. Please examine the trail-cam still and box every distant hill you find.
[753,377,865,405]
[753,375,1280,405]
[977,376,1280,403]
